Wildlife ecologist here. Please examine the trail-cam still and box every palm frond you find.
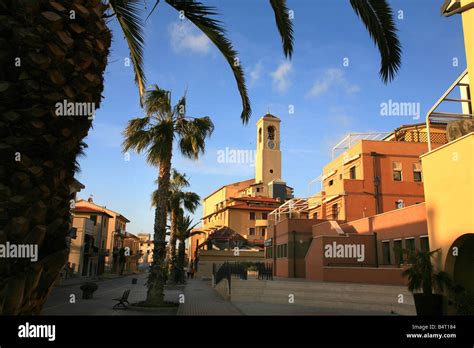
[269,0,294,58]
[109,0,147,103]
[349,0,402,83]
[170,168,190,189]
[181,192,200,213]
[165,0,251,123]
[145,0,161,21]
[177,116,214,159]
[174,94,187,119]
[146,120,175,165]
[151,188,159,207]
[122,116,153,154]
[176,215,201,240]
[145,85,172,117]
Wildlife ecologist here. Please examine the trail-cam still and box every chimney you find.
[88,194,93,203]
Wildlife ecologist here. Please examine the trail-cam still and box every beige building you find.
[69,205,112,276]
[123,232,142,273]
[75,197,130,272]
[190,114,293,267]
[138,233,154,265]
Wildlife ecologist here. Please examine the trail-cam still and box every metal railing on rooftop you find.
[426,69,473,152]
[332,132,392,159]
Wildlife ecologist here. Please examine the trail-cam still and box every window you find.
[261,228,266,237]
[267,126,275,140]
[413,162,422,182]
[393,240,403,265]
[329,179,334,186]
[313,212,318,219]
[420,236,429,252]
[382,241,391,265]
[249,228,256,236]
[406,238,415,252]
[258,127,262,143]
[350,166,356,179]
[90,215,97,225]
[332,204,338,220]
[262,213,268,219]
[256,188,260,192]
[396,200,404,209]
[249,212,256,220]
[276,244,287,258]
[393,162,402,181]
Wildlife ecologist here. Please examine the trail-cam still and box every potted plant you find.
[402,249,452,316]
[80,282,98,299]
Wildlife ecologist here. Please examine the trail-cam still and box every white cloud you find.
[270,61,293,92]
[168,21,210,54]
[249,61,263,87]
[307,68,360,98]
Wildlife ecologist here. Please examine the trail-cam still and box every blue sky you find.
[77,0,467,235]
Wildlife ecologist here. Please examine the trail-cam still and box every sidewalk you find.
[42,273,180,315]
[177,279,242,315]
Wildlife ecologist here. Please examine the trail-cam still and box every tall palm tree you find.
[151,169,200,284]
[1,0,401,314]
[175,214,202,284]
[123,85,213,305]
[0,0,244,316]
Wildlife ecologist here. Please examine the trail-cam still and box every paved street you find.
[43,273,392,316]
[177,279,242,315]
[42,273,180,316]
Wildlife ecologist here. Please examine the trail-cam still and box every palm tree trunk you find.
[167,209,178,284]
[145,154,172,305]
[0,0,111,315]
[176,238,186,284]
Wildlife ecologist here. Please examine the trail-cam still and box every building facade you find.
[75,197,130,272]
[69,205,112,276]
[308,123,447,223]
[189,114,293,272]
[138,233,154,266]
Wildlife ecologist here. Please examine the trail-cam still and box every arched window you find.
[259,127,262,143]
[267,126,275,140]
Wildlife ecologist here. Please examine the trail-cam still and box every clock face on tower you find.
[267,140,275,149]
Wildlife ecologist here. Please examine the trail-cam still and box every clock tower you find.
[256,114,282,186]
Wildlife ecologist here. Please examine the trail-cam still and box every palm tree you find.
[151,169,200,284]
[1,0,401,315]
[123,85,213,305]
[175,215,202,284]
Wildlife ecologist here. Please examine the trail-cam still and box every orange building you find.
[266,198,429,285]
[264,121,448,284]
[308,123,447,223]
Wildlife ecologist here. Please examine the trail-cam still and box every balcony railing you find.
[394,130,447,144]
[254,219,268,227]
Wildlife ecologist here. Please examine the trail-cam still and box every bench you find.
[112,289,131,309]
